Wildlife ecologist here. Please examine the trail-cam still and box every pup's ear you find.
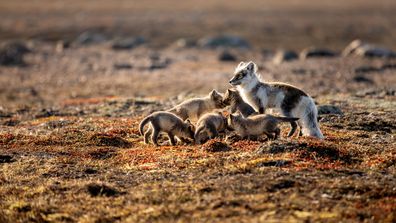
[246,61,257,72]
[237,61,245,68]
[185,119,191,125]
[210,89,222,100]
[189,125,195,132]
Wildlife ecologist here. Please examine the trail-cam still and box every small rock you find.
[317,105,343,115]
[218,50,236,61]
[256,160,292,167]
[267,179,295,192]
[112,37,145,50]
[84,168,98,174]
[0,155,15,163]
[382,63,396,70]
[55,40,71,53]
[273,50,298,64]
[148,54,171,70]
[75,31,107,45]
[355,88,396,98]
[198,35,250,49]
[86,183,120,197]
[342,39,396,58]
[300,47,337,59]
[353,75,373,84]
[173,38,196,48]
[0,41,31,66]
[355,66,381,74]
[40,119,72,129]
[113,63,133,70]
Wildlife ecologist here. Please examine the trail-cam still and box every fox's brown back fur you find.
[168,90,225,121]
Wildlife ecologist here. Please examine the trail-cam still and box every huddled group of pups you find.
[139,61,324,146]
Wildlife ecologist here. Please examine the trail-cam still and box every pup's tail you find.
[139,116,152,135]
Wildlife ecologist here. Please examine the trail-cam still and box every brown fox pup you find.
[222,88,257,118]
[194,112,227,144]
[168,90,225,121]
[139,111,195,146]
[227,113,299,140]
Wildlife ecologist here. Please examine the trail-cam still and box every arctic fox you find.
[229,61,324,139]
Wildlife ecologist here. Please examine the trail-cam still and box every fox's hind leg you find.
[151,127,160,146]
[288,121,298,137]
[274,127,281,139]
[144,127,152,144]
[167,133,176,146]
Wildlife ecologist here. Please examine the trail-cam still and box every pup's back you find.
[139,111,184,134]
[168,90,224,120]
[195,112,227,144]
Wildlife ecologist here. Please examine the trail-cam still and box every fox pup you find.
[139,111,195,146]
[229,61,323,139]
[168,90,225,121]
[227,113,299,140]
[222,88,257,117]
[194,112,227,144]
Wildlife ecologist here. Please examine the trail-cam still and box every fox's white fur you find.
[229,61,324,139]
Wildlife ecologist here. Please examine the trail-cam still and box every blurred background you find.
[1,0,395,49]
[0,0,395,109]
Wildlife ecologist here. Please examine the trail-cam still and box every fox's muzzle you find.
[229,77,240,86]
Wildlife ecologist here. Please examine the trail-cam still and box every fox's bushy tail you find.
[139,116,152,135]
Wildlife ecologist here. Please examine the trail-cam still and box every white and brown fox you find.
[139,111,195,146]
[222,88,257,118]
[227,113,299,140]
[194,112,227,144]
[168,90,225,121]
[229,61,324,139]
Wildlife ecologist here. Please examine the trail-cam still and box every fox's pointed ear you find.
[246,61,257,72]
[185,119,191,124]
[210,89,220,98]
[237,61,245,68]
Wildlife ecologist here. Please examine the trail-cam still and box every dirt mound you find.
[202,139,231,152]
[89,133,132,148]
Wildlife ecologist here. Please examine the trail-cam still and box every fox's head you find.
[222,88,239,105]
[209,89,225,108]
[229,61,258,87]
[183,119,195,140]
[227,113,242,130]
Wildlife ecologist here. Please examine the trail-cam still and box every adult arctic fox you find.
[228,61,324,139]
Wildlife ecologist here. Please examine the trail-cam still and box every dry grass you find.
[1,0,395,221]
[1,95,395,222]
